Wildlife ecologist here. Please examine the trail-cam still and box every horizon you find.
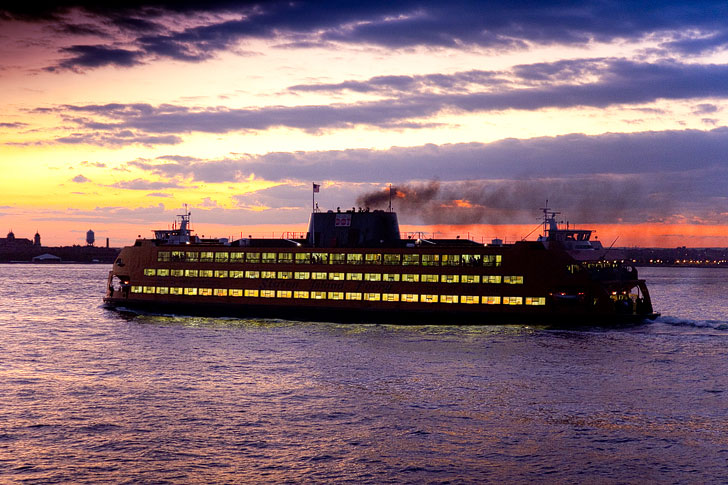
[1,2,727,247]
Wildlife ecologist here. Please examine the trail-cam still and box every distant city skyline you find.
[1,2,727,247]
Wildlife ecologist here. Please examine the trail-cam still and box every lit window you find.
[312,272,327,280]
[329,253,345,264]
[311,291,326,299]
[461,274,479,283]
[421,274,438,283]
[156,287,169,295]
[277,271,293,279]
[144,268,156,276]
[245,271,260,279]
[199,270,213,278]
[441,274,459,283]
[184,269,198,277]
[214,288,228,296]
[346,292,362,300]
[278,253,293,264]
[462,295,479,304]
[483,275,502,284]
[246,252,260,263]
[365,253,381,264]
[261,290,275,298]
[171,251,185,261]
[262,252,276,263]
[504,276,524,284]
[170,287,183,295]
[230,289,243,297]
[462,254,480,266]
[276,290,292,298]
[440,295,459,304]
[199,288,213,296]
[482,296,501,305]
[526,297,546,306]
[171,269,184,277]
[157,269,169,277]
[261,271,276,279]
[346,273,363,281]
[329,272,345,280]
[403,254,420,266]
[200,252,214,263]
[185,252,199,262]
[131,286,142,293]
[328,292,344,300]
[364,293,381,301]
[143,286,155,294]
[347,253,363,265]
[401,293,418,302]
[383,254,401,265]
[229,252,244,263]
[157,252,170,262]
[422,254,440,266]
[214,252,229,263]
[184,288,197,295]
[364,273,381,281]
[382,293,399,302]
[294,291,309,298]
[295,272,310,279]
[483,255,502,267]
[295,253,311,264]
[503,296,523,305]
[441,254,460,266]
[244,289,259,297]
[230,270,244,278]
[402,274,419,282]
[421,294,438,303]
[311,252,328,264]
[383,273,400,282]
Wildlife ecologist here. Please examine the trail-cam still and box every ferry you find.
[103,206,658,324]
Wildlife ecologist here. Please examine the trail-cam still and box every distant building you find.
[34,231,41,246]
[86,229,95,246]
[0,230,33,247]
[32,253,61,263]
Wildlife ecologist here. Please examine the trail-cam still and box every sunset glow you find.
[1,2,727,247]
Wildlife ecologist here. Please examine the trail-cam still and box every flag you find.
[313,183,320,193]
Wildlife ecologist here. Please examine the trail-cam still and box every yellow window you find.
[261,290,275,298]
[200,252,214,262]
[483,255,502,267]
[143,286,155,294]
[401,294,418,302]
[329,272,345,280]
[503,296,523,305]
[156,287,169,295]
[346,292,362,300]
[230,289,243,297]
[346,273,363,281]
[383,273,400,282]
[184,269,198,277]
[440,295,459,304]
[277,271,293,279]
[157,269,169,277]
[214,252,229,263]
[229,252,244,263]
[262,252,276,263]
[382,293,399,302]
[441,274,459,283]
[402,274,419,282]
[483,275,502,284]
[131,286,142,293]
[441,254,460,266]
[329,253,346,264]
[244,289,259,297]
[230,270,244,278]
[246,252,260,263]
[347,253,363,265]
[421,274,438,283]
[364,273,381,281]
[185,252,199,262]
[461,274,480,283]
[295,272,310,279]
[526,297,546,306]
[171,269,184,277]
[364,293,381,301]
[276,290,292,298]
[422,254,440,266]
[170,287,183,295]
[199,270,213,278]
[504,276,524,284]
[144,268,156,276]
[294,291,309,298]
[421,294,438,303]
[462,295,479,304]
[365,253,381,264]
[383,254,401,265]
[199,288,213,296]
[171,251,184,261]
[312,272,327,280]
[482,296,501,305]
[245,271,260,279]
[295,253,311,264]
[403,254,420,266]
[184,288,197,295]
[278,253,293,263]
[328,292,344,300]
[214,288,228,296]
[311,291,326,299]
[261,271,276,279]
[311,253,328,264]
[157,252,170,262]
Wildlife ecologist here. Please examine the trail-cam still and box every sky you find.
[1,0,727,247]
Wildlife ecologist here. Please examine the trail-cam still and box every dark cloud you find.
[72,174,90,183]
[55,131,182,146]
[53,45,143,71]
[6,1,727,71]
[0,122,27,128]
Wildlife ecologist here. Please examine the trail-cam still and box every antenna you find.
[388,184,392,212]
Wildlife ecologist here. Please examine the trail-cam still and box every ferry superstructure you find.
[103,208,658,324]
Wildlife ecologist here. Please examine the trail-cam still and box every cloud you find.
[107,178,191,190]
[52,45,144,71]
[72,174,90,183]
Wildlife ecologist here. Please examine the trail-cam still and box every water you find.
[1,265,727,483]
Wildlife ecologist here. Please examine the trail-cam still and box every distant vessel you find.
[103,206,658,324]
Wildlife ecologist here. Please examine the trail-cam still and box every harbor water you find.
[1,265,727,483]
